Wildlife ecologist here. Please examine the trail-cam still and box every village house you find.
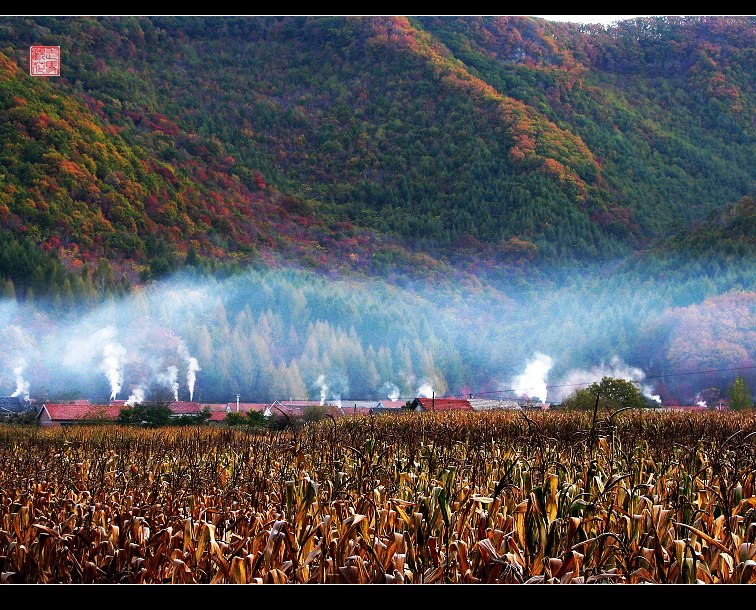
[468,398,522,411]
[0,395,32,415]
[375,400,409,410]
[207,402,269,422]
[408,397,473,412]
[38,401,122,426]
[37,399,230,426]
[32,394,562,426]
[342,400,381,415]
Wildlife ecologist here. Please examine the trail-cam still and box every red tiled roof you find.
[42,404,122,421]
[415,398,473,412]
[209,411,232,422]
[196,403,229,412]
[167,402,202,415]
[113,402,220,416]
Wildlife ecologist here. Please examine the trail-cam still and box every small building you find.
[38,402,122,426]
[209,402,269,422]
[376,400,409,409]
[40,400,237,425]
[469,398,522,411]
[265,400,348,419]
[409,397,473,412]
[0,395,32,414]
[166,402,231,420]
[223,402,270,413]
[115,400,211,419]
[124,401,228,419]
[342,400,381,415]
[371,400,408,414]
[165,401,202,416]
[269,400,316,418]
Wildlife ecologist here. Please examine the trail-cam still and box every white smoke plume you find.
[186,357,200,401]
[101,343,126,400]
[553,356,661,403]
[158,365,179,401]
[383,381,401,402]
[10,359,30,399]
[333,395,342,408]
[125,387,145,407]
[178,344,201,402]
[511,353,553,403]
[417,381,434,398]
[316,374,328,406]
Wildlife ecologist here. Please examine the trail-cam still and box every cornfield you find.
[1,410,756,583]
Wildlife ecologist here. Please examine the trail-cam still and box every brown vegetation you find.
[1,410,755,583]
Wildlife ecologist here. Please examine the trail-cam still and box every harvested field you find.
[1,410,756,583]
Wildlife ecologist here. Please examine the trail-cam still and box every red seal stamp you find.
[30,46,60,76]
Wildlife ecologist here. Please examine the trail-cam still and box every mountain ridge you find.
[0,15,752,287]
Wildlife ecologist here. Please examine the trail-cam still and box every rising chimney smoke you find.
[101,343,126,400]
[178,344,201,401]
[10,359,30,400]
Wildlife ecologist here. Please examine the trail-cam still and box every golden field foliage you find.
[1,410,756,583]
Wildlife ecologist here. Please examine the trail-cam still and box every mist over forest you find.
[1,258,752,406]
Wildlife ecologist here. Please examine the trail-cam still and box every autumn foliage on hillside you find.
[0,48,455,291]
[0,16,752,284]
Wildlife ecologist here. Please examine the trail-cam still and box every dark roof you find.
[277,400,322,407]
[343,401,380,411]
[0,396,33,413]
[469,398,522,411]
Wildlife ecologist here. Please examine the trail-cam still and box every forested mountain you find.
[0,39,451,304]
[0,16,752,403]
[0,15,752,285]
